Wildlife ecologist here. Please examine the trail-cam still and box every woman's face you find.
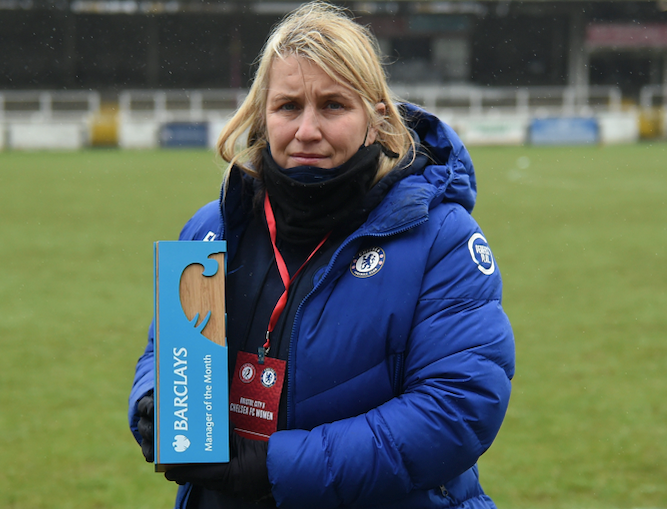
[265,55,383,169]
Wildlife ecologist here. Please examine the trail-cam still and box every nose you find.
[294,106,322,143]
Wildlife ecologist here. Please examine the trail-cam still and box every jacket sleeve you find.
[127,200,223,444]
[128,322,156,444]
[267,206,515,508]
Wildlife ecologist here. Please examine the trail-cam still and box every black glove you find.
[137,391,154,463]
[165,431,271,501]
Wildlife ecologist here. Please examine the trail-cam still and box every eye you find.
[325,102,344,111]
[279,102,297,112]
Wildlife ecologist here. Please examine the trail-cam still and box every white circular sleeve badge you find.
[350,247,385,278]
[467,233,495,275]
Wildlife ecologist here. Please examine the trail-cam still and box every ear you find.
[365,102,387,146]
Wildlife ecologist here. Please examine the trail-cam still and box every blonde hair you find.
[217,1,413,183]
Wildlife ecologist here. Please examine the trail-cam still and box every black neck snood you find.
[261,143,381,244]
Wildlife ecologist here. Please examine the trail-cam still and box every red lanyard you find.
[262,193,330,361]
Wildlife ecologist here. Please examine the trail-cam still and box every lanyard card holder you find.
[153,241,230,471]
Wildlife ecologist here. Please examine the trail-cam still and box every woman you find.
[129,3,515,508]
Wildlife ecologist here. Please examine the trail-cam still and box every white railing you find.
[0,86,627,123]
[0,90,101,122]
[117,89,248,122]
[390,85,623,116]
[639,85,667,109]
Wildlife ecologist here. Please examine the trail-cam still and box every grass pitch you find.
[0,144,665,509]
[472,144,667,509]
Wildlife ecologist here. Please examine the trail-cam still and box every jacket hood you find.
[360,104,477,236]
[401,103,477,213]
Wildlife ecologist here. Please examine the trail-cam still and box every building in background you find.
[2,1,667,101]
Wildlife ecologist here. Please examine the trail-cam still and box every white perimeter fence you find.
[0,85,663,150]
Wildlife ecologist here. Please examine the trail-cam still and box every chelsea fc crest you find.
[350,247,385,278]
[261,367,277,388]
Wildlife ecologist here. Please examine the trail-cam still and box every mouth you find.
[289,153,328,165]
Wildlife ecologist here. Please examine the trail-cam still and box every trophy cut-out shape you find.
[179,252,226,346]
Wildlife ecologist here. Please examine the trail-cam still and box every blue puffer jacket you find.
[129,104,515,509]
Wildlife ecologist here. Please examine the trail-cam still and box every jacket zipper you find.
[285,217,428,428]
